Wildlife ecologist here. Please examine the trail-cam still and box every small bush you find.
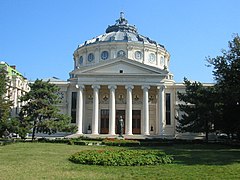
[67,139,75,145]
[37,138,70,144]
[73,141,87,145]
[69,149,173,166]
[71,136,103,141]
[0,139,15,146]
[35,138,102,146]
[102,138,140,146]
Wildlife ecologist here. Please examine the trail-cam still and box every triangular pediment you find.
[75,58,167,75]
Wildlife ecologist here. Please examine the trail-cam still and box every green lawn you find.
[0,143,240,180]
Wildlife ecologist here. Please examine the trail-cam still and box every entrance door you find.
[116,110,125,134]
[100,109,109,134]
[132,110,141,134]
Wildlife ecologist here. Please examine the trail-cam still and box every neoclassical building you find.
[52,13,187,138]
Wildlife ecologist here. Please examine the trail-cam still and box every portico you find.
[74,83,166,136]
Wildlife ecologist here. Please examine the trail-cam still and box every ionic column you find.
[76,85,84,134]
[125,85,134,135]
[142,85,150,135]
[158,85,166,136]
[108,85,117,135]
[92,85,100,135]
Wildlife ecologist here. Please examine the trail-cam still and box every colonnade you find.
[74,84,166,136]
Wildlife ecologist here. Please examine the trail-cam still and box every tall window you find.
[166,93,171,125]
[71,92,77,123]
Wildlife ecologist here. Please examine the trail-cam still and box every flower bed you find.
[69,149,173,166]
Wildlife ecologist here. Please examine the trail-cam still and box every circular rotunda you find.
[71,12,171,74]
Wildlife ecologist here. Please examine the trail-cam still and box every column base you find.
[159,130,165,136]
[117,136,124,140]
[91,133,99,135]
[125,133,133,135]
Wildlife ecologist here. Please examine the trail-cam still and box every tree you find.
[207,35,240,138]
[176,78,216,142]
[0,67,13,137]
[18,79,76,140]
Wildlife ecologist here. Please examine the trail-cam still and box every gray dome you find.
[73,12,171,75]
[79,12,164,48]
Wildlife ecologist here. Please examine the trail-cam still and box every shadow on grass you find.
[129,144,240,166]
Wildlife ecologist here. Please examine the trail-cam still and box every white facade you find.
[52,13,193,138]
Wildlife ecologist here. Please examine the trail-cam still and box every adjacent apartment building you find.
[0,61,30,117]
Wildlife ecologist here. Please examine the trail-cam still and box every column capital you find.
[157,85,166,91]
[92,85,100,90]
[125,85,134,90]
[108,85,117,90]
[141,85,150,90]
[76,84,85,90]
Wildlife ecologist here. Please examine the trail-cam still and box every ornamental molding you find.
[127,46,133,50]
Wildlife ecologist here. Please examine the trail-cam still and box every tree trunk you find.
[205,118,209,143]
[205,131,209,143]
[32,126,36,141]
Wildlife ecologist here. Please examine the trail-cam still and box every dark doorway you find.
[116,110,125,134]
[100,109,109,134]
[132,110,141,134]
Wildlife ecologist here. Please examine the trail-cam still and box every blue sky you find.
[0,0,239,82]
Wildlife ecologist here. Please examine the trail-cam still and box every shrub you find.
[102,138,140,146]
[71,136,103,141]
[0,139,15,146]
[67,139,75,145]
[35,138,102,146]
[69,149,173,166]
[37,138,70,144]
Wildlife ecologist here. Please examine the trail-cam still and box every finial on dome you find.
[106,12,137,33]
[116,12,128,25]
[120,12,124,19]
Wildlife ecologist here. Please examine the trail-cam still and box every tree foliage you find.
[177,78,217,141]
[177,35,240,140]
[207,35,240,136]
[0,67,13,137]
[18,79,76,140]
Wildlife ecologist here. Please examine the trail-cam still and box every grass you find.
[0,143,240,179]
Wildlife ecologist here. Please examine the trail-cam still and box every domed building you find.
[55,13,185,138]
